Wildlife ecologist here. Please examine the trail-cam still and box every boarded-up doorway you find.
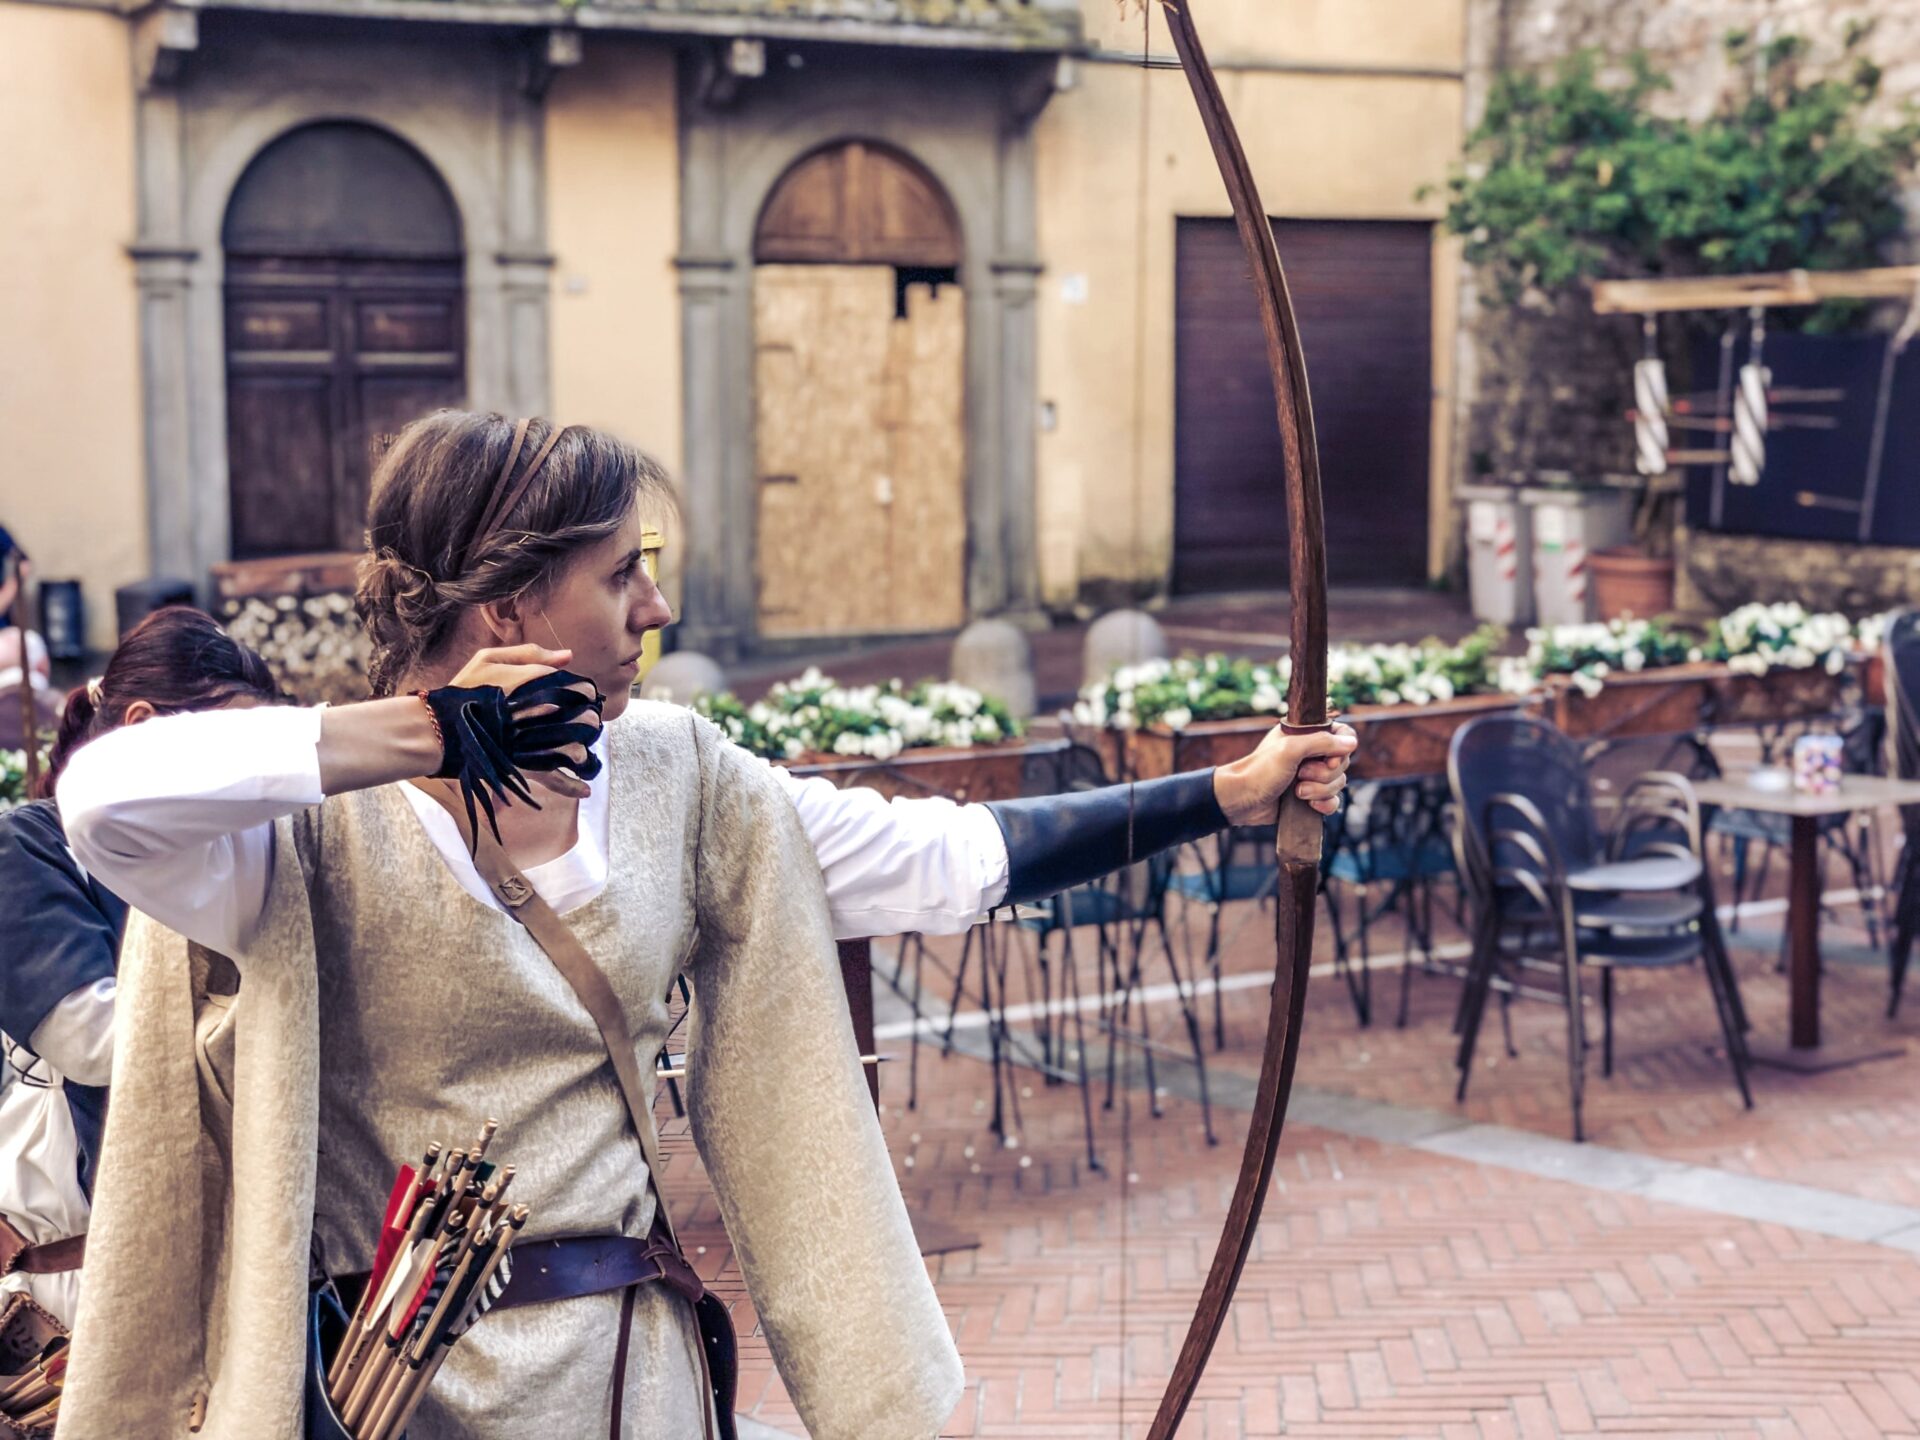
[1174,217,1433,591]
[753,143,965,639]
[223,122,465,560]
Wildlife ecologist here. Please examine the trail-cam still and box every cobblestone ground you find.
[661,786,1920,1438]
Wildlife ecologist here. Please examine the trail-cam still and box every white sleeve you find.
[769,762,1009,939]
[57,705,326,956]
[27,978,117,1087]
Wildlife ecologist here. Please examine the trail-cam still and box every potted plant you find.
[1591,475,1681,620]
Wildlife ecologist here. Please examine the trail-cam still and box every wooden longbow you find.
[1144,4,1330,1436]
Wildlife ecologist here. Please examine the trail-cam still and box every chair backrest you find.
[1883,608,1920,832]
[1448,713,1599,884]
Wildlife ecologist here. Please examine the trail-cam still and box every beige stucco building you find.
[0,0,1466,656]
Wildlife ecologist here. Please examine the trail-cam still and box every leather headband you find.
[464,418,571,568]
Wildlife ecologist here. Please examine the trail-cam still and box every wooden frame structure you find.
[1593,265,1920,315]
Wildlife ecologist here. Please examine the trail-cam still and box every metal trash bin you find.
[38,579,85,660]
[1457,484,1533,627]
[115,577,196,637]
[1522,486,1633,627]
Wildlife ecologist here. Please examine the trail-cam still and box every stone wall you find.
[1454,0,1920,595]
[1679,527,1920,618]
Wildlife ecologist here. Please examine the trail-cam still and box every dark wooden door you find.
[223,123,465,559]
[225,261,464,556]
[1174,218,1433,591]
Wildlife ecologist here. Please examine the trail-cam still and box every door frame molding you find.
[131,18,552,595]
[675,51,1053,660]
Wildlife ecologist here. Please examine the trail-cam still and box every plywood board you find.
[885,281,967,632]
[753,265,968,640]
[754,264,894,636]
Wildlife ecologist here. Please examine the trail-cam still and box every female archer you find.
[57,410,1352,1439]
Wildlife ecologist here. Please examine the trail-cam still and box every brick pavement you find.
[663,1036,1920,1438]
[658,768,1920,1437]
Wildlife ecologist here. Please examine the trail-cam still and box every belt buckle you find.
[645,1240,706,1305]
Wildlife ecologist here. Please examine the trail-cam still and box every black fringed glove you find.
[422,670,606,848]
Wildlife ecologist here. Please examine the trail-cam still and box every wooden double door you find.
[222,121,466,560]
[225,257,464,558]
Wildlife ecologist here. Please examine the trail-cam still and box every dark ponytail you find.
[35,607,285,799]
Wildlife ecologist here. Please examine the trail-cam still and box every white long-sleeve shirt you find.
[57,704,1009,958]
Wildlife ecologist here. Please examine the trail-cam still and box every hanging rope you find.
[1730,305,1769,487]
[1632,316,1669,477]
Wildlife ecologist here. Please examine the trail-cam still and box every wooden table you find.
[1693,772,1920,1072]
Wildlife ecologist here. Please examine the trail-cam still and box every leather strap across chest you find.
[451,793,732,1440]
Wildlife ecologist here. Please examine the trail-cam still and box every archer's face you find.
[518,507,672,723]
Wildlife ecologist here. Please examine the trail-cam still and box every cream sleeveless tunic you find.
[60,704,963,1440]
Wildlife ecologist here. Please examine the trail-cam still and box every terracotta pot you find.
[1589,546,1675,621]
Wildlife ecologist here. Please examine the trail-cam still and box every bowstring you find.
[1120,9,1148,1432]
[1119,778,1135,1438]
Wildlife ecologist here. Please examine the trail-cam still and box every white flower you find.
[1162,705,1193,731]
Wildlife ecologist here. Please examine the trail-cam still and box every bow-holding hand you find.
[1212,721,1357,826]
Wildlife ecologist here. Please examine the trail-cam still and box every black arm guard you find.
[986,768,1229,907]
[426,669,605,848]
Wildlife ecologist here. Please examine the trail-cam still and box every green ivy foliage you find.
[1435,30,1920,325]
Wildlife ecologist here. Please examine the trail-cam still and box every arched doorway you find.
[222,122,465,559]
[752,142,966,638]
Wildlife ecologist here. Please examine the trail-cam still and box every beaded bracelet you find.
[413,687,447,765]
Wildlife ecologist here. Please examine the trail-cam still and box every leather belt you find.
[496,1231,706,1311]
[339,1228,706,1315]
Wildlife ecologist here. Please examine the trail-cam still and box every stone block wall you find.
[1679,527,1920,618]
[1454,0,1920,598]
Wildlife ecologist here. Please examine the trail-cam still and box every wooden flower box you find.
[210,550,362,599]
[1546,664,1720,741]
[780,738,1068,803]
[1547,659,1852,740]
[1705,663,1849,727]
[1123,692,1529,784]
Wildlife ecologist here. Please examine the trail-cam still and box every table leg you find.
[841,935,983,1258]
[1751,813,1905,1073]
[1788,812,1820,1050]
[836,938,880,1109]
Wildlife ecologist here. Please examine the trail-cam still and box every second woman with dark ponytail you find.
[0,607,283,1329]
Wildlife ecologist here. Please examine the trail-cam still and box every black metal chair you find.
[1165,822,1278,1047]
[1321,776,1458,1028]
[1882,609,1920,1016]
[1449,714,1752,1141]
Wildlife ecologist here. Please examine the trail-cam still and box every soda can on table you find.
[1792,734,1843,796]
